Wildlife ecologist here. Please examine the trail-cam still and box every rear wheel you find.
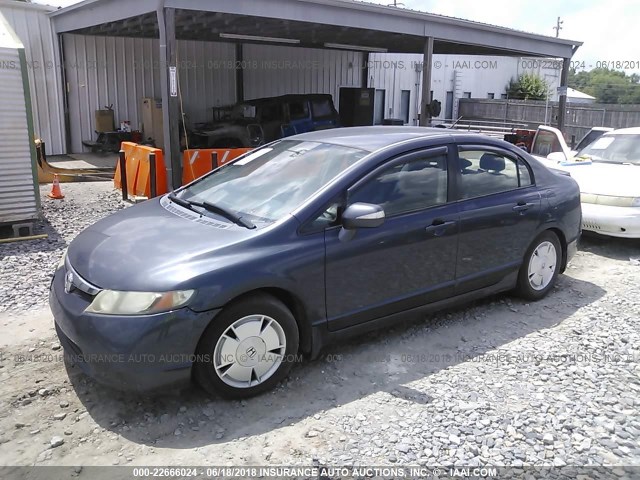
[194,294,299,398]
[515,231,562,300]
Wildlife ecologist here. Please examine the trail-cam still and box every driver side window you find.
[348,154,448,217]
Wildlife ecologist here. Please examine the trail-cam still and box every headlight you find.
[85,289,195,315]
[581,194,640,207]
[57,249,67,269]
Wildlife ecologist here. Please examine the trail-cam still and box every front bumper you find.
[581,203,640,238]
[49,267,219,392]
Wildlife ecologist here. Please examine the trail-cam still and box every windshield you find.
[577,134,640,165]
[179,140,367,224]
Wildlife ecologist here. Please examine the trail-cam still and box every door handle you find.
[425,219,457,236]
[513,202,534,213]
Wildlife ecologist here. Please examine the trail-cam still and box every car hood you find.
[550,162,640,197]
[67,197,257,291]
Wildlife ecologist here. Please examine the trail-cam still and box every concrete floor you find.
[47,152,118,170]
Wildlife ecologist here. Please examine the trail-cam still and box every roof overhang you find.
[0,0,56,13]
[49,0,582,58]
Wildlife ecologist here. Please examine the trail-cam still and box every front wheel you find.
[515,231,562,300]
[194,294,299,399]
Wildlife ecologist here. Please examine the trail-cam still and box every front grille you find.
[64,257,101,296]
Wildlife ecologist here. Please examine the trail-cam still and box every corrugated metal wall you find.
[369,53,564,125]
[63,34,237,153]
[0,1,65,154]
[0,45,38,223]
[243,44,363,110]
[63,36,363,152]
[368,54,422,125]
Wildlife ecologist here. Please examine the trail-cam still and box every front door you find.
[324,146,459,331]
[286,99,313,135]
[454,146,541,293]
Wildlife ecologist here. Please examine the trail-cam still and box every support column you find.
[235,43,244,103]
[556,57,570,133]
[157,7,181,190]
[361,51,369,89]
[58,33,72,155]
[419,36,434,127]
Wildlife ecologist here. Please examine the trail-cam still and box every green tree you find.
[568,67,640,104]
[506,73,548,100]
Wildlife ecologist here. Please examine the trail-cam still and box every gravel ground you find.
[0,183,126,313]
[0,182,639,473]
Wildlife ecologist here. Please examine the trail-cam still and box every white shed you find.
[0,11,40,227]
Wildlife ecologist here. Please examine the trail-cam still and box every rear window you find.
[311,99,335,118]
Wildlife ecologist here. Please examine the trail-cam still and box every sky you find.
[33,0,640,74]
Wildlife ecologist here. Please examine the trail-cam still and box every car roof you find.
[605,127,640,135]
[289,126,455,152]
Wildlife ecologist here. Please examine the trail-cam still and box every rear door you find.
[323,145,459,331]
[454,145,541,294]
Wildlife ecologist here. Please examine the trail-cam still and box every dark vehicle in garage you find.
[189,93,340,148]
[50,127,581,398]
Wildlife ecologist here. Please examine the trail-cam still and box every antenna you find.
[553,17,563,37]
[388,0,405,6]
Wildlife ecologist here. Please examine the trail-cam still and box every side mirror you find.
[547,151,567,163]
[342,203,385,229]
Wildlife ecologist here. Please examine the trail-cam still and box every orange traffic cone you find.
[47,174,65,199]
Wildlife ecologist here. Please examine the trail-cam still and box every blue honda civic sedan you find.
[50,127,581,398]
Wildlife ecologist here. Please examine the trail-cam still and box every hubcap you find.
[527,241,557,291]
[213,315,286,388]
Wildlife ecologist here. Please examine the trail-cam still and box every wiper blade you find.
[169,194,255,229]
[195,201,256,229]
[168,193,195,211]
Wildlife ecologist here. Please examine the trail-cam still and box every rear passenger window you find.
[288,101,309,120]
[458,150,531,199]
[260,105,283,122]
[518,161,532,186]
[349,153,448,217]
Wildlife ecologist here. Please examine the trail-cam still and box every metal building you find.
[367,52,594,126]
[0,0,65,155]
[45,0,582,189]
[0,11,40,227]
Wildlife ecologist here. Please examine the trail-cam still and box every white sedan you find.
[531,126,640,238]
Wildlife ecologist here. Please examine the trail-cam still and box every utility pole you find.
[553,17,563,37]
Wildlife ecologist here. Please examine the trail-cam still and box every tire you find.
[515,231,562,301]
[194,293,299,399]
